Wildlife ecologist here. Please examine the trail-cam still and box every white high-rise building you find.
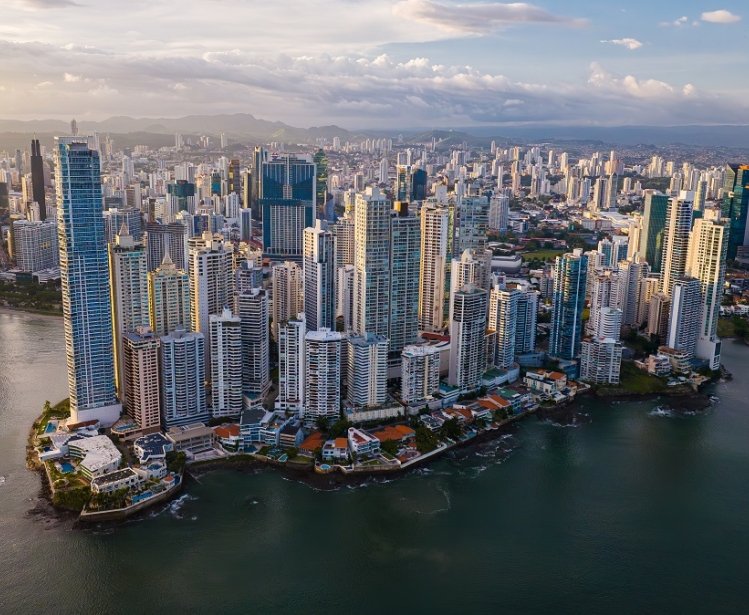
[149,252,191,336]
[12,219,58,272]
[587,269,621,337]
[271,260,303,340]
[210,308,243,418]
[488,284,519,369]
[347,334,389,408]
[401,344,441,405]
[388,207,421,358]
[109,224,150,401]
[235,287,270,406]
[514,288,538,355]
[304,328,343,425]
[303,220,336,332]
[454,195,489,256]
[354,187,391,338]
[665,278,703,359]
[336,264,355,331]
[160,327,208,427]
[449,249,491,322]
[277,314,306,416]
[418,201,450,332]
[661,191,694,296]
[618,256,647,328]
[686,215,729,369]
[448,284,488,390]
[580,338,623,384]
[188,232,232,366]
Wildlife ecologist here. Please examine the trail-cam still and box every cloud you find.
[393,0,587,34]
[659,16,689,27]
[700,9,741,24]
[600,38,643,50]
[11,0,79,8]
[0,40,743,128]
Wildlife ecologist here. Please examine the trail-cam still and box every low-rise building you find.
[322,438,349,462]
[347,428,381,458]
[239,407,269,445]
[279,421,304,448]
[133,433,174,463]
[213,424,242,450]
[90,467,141,494]
[371,424,416,444]
[67,435,122,479]
[343,402,404,424]
[165,423,214,455]
[523,369,568,396]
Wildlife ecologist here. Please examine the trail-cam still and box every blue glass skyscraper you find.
[261,154,315,261]
[549,249,588,361]
[55,137,121,426]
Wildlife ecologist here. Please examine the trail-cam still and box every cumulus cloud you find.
[701,9,741,24]
[600,38,643,50]
[0,40,743,127]
[659,16,689,27]
[393,0,587,34]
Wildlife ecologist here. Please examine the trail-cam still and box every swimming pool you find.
[60,462,74,473]
[44,422,56,434]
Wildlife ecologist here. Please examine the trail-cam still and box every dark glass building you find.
[721,164,749,260]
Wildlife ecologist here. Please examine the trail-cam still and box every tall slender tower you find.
[210,308,243,418]
[271,261,303,340]
[235,287,270,407]
[277,315,306,416]
[638,191,669,273]
[388,206,421,359]
[303,220,336,332]
[549,249,588,360]
[660,191,694,296]
[30,138,46,220]
[721,164,749,260]
[304,328,343,426]
[488,284,519,369]
[418,201,450,332]
[149,252,191,336]
[55,137,121,426]
[448,284,488,390]
[109,223,149,401]
[686,215,729,369]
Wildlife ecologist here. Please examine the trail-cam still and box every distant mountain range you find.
[1,114,748,149]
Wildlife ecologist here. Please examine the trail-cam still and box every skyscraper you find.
[55,137,121,426]
[514,288,538,355]
[448,284,488,390]
[660,191,694,296]
[30,138,46,220]
[277,315,306,416]
[346,334,389,408]
[388,206,421,358]
[721,164,749,260]
[401,345,441,405]
[354,187,391,338]
[235,286,270,406]
[108,224,150,401]
[418,201,450,332]
[304,328,343,425]
[12,219,58,272]
[122,326,161,433]
[271,261,303,340]
[488,284,519,369]
[160,327,208,427]
[149,253,191,336]
[261,154,315,261]
[145,221,188,271]
[686,215,729,369]
[638,190,669,274]
[549,249,588,360]
[454,195,489,257]
[210,308,243,418]
[665,278,703,360]
[303,220,336,332]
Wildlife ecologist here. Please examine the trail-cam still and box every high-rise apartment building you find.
[448,284,488,390]
[454,195,489,257]
[144,221,188,271]
[660,191,694,296]
[160,327,208,427]
[686,215,729,369]
[210,308,243,418]
[665,278,703,359]
[277,315,306,416]
[122,326,161,433]
[149,252,191,336]
[388,207,421,358]
[271,260,303,340]
[549,249,588,360]
[721,164,749,260]
[109,224,150,401]
[514,288,538,355]
[260,154,315,261]
[303,220,336,332]
[12,219,58,272]
[488,284,519,369]
[418,201,450,332]
[638,191,669,274]
[55,137,121,426]
[401,344,441,405]
[304,328,343,425]
[235,287,270,406]
[347,334,389,408]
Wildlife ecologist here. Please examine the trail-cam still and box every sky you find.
[1,0,748,129]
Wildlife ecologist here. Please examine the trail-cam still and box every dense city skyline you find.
[1,1,748,126]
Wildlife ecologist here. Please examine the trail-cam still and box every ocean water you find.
[1,310,747,614]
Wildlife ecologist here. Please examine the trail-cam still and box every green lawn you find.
[520,249,565,262]
[597,362,667,396]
